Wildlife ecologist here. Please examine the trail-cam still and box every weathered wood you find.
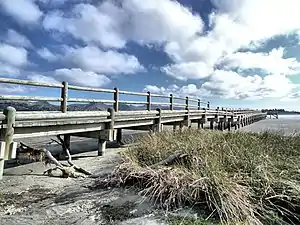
[185,96,189,110]
[0,77,63,88]
[147,91,151,111]
[98,140,106,156]
[0,107,16,180]
[114,88,119,112]
[68,85,115,93]
[68,98,115,104]
[150,151,188,168]
[170,94,174,110]
[118,90,148,96]
[118,100,148,105]
[60,81,68,113]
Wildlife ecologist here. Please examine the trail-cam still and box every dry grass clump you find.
[99,129,300,225]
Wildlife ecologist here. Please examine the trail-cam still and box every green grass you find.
[102,129,300,225]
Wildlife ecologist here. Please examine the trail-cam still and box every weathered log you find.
[19,141,91,178]
[150,151,189,168]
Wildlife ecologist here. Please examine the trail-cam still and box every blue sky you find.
[1,0,300,110]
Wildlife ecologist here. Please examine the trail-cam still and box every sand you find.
[1,117,298,225]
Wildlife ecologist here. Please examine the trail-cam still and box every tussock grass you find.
[100,129,300,225]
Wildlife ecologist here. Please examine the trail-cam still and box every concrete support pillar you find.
[59,134,70,159]
[116,129,122,144]
[173,123,177,132]
[210,120,214,130]
[219,122,224,131]
[227,122,231,131]
[197,119,201,129]
[98,139,106,156]
[179,122,184,133]
[0,107,16,180]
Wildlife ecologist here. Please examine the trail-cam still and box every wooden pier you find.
[0,78,267,179]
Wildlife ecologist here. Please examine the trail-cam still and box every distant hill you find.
[0,100,190,112]
[261,109,300,115]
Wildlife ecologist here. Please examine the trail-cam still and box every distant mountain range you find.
[0,100,184,112]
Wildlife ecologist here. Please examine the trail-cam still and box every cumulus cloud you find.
[43,3,126,48]
[162,62,213,81]
[0,84,27,94]
[4,29,32,48]
[53,68,111,87]
[27,74,60,84]
[145,71,297,100]
[0,44,28,67]
[0,0,43,24]
[63,45,144,75]
[42,0,203,49]
[0,62,20,77]
[37,47,60,62]
[219,48,300,75]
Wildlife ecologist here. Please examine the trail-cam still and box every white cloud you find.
[0,0,43,24]
[145,71,297,100]
[43,3,126,48]
[37,47,60,62]
[27,74,60,84]
[53,68,111,87]
[162,0,300,80]
[63,45,144,75]
[0,84,27,94]
[42,0,203,49]
[219,48,300,75]
[162,62,213,81]
[4,29,32,48]
[0,44,28,67]
[0,62,20,77]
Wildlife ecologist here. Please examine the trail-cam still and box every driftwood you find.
[150,151,189,168]
[19,136,92,178]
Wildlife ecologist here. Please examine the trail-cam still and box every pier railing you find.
[0,77,252,113]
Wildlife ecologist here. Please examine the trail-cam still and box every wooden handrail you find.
[0,77,258,113]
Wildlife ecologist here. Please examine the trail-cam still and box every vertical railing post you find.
[60,81,68,113]
[185,96,189,110]
[198,99,201,110]
[0,107,16,180]
[114,88,119,112]
[147,91,151,111]
[170,94,174,110]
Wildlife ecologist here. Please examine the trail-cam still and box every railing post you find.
[170,94,174,110]
[114,88,119,112]
[198,99,201,110]
[185,96,189,110]
[147,91,151,111]
[0,107,16,180]
[60,81,68,113]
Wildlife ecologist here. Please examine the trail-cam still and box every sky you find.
[1,0,300,110]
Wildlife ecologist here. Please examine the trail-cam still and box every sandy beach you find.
[0,116,298,225]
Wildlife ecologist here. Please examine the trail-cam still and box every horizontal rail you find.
[0,77,63,88]
[118,100,147,105]
[67,98,115,104]
[0,77,261,113]
[68,85,115,93]
[150,102,171,106]
[0,95,62,102]
[118,90,148,96]
[15,111,110,120]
